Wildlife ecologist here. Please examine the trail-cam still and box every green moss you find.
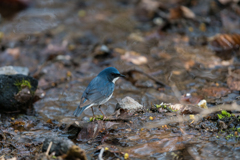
[221,110,231,117]
[225,133,234,140]
[237,128,240,133]
[89,115,104,122]
[219,129,225,133]
[155,104,178,112]
[218,110,232,119]
[230,127,236,131]
[89,117,93,122]
[218,114,224,119]
[14,79,32,91]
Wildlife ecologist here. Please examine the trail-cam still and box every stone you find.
[0,66,29,75]
[42,137,74,156]
[0,74,38,113]
[116,96,143,112]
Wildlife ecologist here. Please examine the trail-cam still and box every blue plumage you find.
[73,67,125,117]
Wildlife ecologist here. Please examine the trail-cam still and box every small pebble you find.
[189,115,195,120]
[124,153,129,159]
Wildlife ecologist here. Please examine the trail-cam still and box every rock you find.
[0,74,38,113]
[63,145,87,160]
[42,137,74,156]
[218,120,228,130]
[228,123,235,129]
[236,124,240,130]
[67,121,119,142]
[93,45,111,59]
[34,153,61,160]
[116,96,143,112]
[76,121,105,142]
[200,121,218,132]
[0,66,29,75]
[197,99,208,109]
[14,86,32,103]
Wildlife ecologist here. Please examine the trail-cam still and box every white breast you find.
[112,77,119,84]
[99,93,113,105]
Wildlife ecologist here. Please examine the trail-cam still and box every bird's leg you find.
[91,106,96,120]
[98,105,107,120]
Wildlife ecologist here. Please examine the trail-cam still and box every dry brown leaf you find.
[121,51,148,65]
[181,94,202,104]
[6,48,20,59]
[11,121,25,126]
[180,6,196,19]
[202,87,231,98]
[169,6,195,19]
[46,119,53,124]
[209,34,240,51]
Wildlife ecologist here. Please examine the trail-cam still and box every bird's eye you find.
[112,73,119,77]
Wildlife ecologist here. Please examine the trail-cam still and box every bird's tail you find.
[73,105,90,117]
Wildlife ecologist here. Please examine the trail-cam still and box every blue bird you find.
[73,67,125,118]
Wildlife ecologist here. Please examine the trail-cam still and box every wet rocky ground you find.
[1,0,240,159]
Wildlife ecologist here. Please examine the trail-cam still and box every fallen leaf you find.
[77,121,104,142]
[181,94,202,104]
[209,33,240,51]
[6,48,20,59]
[202,87,231,98]
[47,119,53,124]
[11,121,25,126]
[121,51,148,65]
[169,6,195,19]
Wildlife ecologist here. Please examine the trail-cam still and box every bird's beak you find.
[119,74,125,78]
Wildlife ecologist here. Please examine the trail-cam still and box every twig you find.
[170,83,182,103]
[187,147,201,160]
[32,61,49,79]
[0,154,4,159]
[123,69,168,87]
[46,141,52,156]
[98,147,105,160]
[145,102,240,128]
[146,82,240,128]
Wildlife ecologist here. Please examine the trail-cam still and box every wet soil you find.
[1,0,240,159]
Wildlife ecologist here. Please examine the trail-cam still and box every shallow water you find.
[1,0,240,159]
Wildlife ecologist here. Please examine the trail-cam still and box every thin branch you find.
[146,102,240,128]
[98,147,105,160]
[46,141,52,156]
[123,69,168,87]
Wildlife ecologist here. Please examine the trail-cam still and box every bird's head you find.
[98,67,125,83]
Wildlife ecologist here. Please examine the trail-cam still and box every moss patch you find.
[225,133,234,140]
[90,115,105,121]
[155,104,178,112]
[14,79,32,91]
[217,110,232,119]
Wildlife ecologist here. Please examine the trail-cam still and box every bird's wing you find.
[81,76,114,106]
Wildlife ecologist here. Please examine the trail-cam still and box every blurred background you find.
[1,0,240,159]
